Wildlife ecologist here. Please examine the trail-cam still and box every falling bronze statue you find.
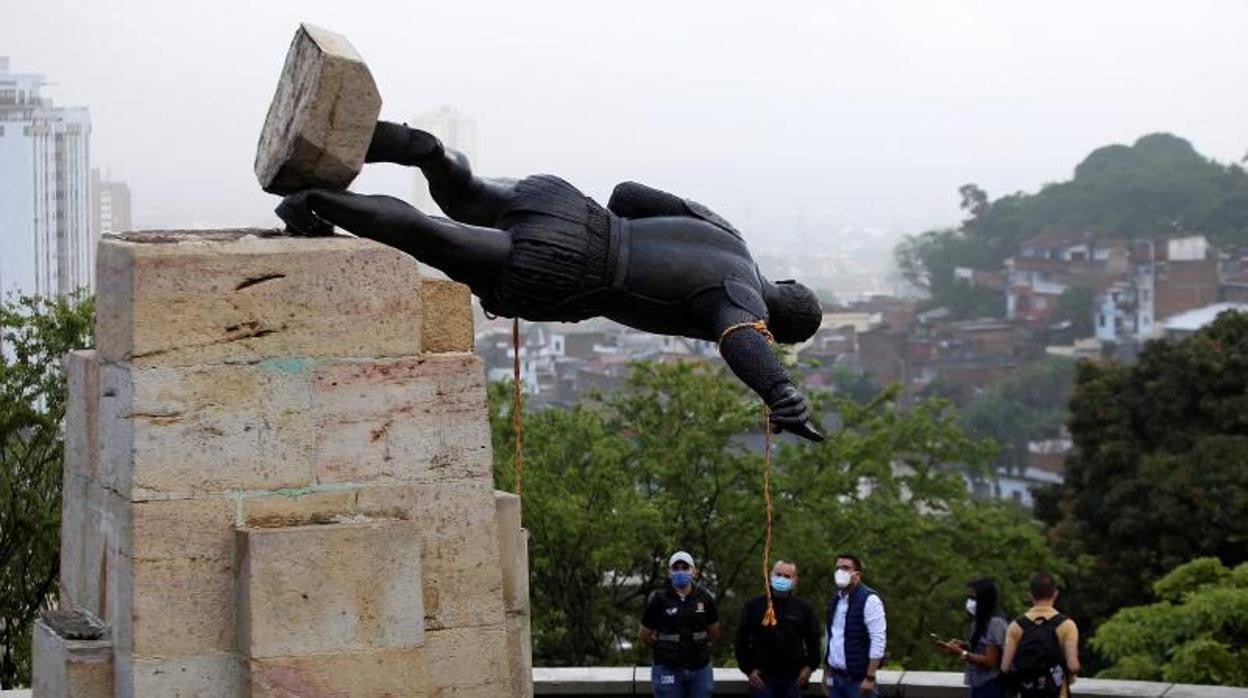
[260,26,824,441]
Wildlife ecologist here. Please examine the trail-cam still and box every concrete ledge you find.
[534,668,636,695]
[530,667,1248,697]
[1164,685,1248,697]
[5,671,1248,697]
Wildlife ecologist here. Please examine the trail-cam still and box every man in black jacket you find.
[736,560,822,697]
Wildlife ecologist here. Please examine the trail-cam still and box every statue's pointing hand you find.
[769,385,824,442]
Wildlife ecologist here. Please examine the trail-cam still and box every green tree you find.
[1043,312,1248,630]
[489,380,663,664]
[773,388,1061,670]
[1052,286,1097,339]
[824,367,882,405]
[1090,558,1248,686]
[958,183,991,223]
[492,362,1064,670]
[894,228,1002,318]
[960,357,1076,473]
[489,363,760,665]
[0,293,94,688]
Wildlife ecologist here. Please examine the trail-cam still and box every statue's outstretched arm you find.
[276,188,509,290]
[703,295,823,442]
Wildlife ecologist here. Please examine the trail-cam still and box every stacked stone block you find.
[31,611,112,697]
[45,230,531,697]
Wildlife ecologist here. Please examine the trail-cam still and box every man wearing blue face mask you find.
[735,560,822,697]
[640,551,720,697]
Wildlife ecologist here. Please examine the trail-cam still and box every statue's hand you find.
[275,190,335,236]
[768,385,824,442]
[275,189,421,238]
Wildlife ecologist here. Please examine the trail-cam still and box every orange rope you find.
[761,404,776,626]
[512,318,523,497]
[721,319,782,626]
[718,319,781,626]
[717,320,773,351]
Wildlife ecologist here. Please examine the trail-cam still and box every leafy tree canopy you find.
[1,293,94,688]
[960,357,1076,473]
[491,362,1063,670]
[1091,557,1248,686]
[1043,311,1248,628]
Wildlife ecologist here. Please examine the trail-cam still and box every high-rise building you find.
[91,168,132,242]
[0,56,92,297]
[411,105,477,216]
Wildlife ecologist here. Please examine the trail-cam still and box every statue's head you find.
[764,280,822,344]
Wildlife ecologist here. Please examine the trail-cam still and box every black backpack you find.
[1009,613,1069,698]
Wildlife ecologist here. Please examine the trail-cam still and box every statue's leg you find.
[364,121,514,227]
[366,214,510,290]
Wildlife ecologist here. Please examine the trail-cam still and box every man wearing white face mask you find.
[823,554,886,697]
[735,560,822,697]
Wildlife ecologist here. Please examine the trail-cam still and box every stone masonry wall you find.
[45,230,530,697]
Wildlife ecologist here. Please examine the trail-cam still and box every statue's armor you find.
[479,175,767,341]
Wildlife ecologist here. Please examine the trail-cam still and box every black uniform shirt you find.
[642,584,720,669]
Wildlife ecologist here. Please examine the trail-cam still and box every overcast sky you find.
[4,0,1246,245]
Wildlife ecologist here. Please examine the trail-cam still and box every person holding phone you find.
[934,577,1008,698]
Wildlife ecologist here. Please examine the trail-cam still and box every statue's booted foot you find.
[365,121,444,167]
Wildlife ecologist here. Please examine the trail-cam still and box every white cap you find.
[668,551,695,568]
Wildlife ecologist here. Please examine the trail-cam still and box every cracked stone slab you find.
[94,231,424,367]
[255,24,381,195]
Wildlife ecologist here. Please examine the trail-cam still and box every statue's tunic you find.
[484,174,619,322]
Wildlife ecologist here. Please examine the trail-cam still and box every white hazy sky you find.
[3,0,1246,241]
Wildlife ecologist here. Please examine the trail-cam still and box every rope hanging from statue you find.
[760,405,777,626]
[512,318,523,497]
[718,320,779,627]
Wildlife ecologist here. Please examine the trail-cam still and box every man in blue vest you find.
[823,554,886,697]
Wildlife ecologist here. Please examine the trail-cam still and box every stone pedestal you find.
[45,230,531,697]
[30,611,112,698]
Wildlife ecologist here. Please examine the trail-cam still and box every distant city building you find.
[1005,232,1219,344]
[0,56,92,297]
[91,169,132,242]
[411,105,477,216]
[1095,234,1217,343]
[1005,232,1129,326]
